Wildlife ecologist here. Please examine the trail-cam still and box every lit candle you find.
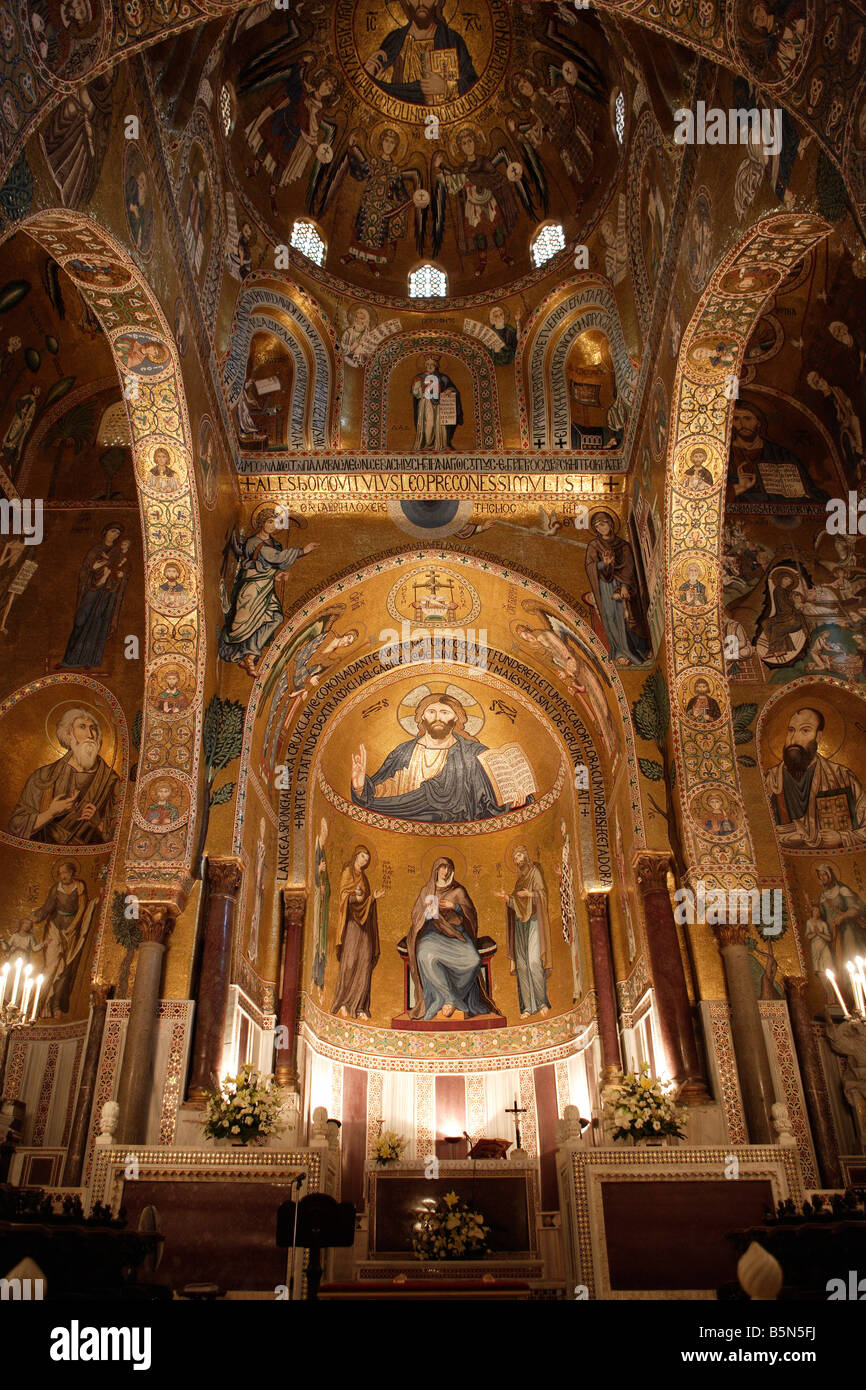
[826,969,851,1018]
[845,962,864,1017]
[29,974,43,1023]
[20,968,33,1018]
[0,963,8,1009]
[10,956,23,1009]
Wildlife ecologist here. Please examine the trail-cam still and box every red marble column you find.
[785,975,843,1187]
[63,980,111,1185]
[584,890,623,1082]
[633,852,710,1102]
[275,888,306,1089]
[115,905,176,1144]
[186,858,243,1103]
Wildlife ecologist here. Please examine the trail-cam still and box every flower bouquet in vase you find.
[202,1064,283,1147]
[374,1130,407,1165]
[412,1190,490,1261]
[605,1063,686,1146]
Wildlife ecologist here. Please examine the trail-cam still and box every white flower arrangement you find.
[605,1063,686,1144]
[374,1130,407,1164]
[203,1064,283,1146]
[412,1191,490,1261]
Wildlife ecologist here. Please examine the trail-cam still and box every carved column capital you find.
[784,975,809,1000]
[583,891,610,920]
[716,922,750,949]
[90,979,113,1010]
[206,857,244,900]
[137,904,177,946]
[281,887,307,930]
[632,851,673,895]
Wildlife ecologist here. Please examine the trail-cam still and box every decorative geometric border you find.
[91,1146,323,1211]
[520,277,638,450]
[704,1000,748,1145]
[221,282,336,450]
[298,1005,598,1070]
[568,1144,803,1299]
[759,999,819,1190]
[83,999,194,1187]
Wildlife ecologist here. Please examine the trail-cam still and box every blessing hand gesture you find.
[351,744,367,794]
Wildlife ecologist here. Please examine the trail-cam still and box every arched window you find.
[409,263,447,298]
[290,219,326,267]
[614,89,626,145]
[219,84,234,138]
[530,223,566,269]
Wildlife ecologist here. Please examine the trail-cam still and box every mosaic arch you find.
[627,105,676,336]
[271,655,613,1064]
[222,281,338,451]
[174,113,226,334]
[518,275,638,450]
[1,211,206,901]
[665,210,832,892]
[361,331,502,452]
[231,545,648,862]
[2,0,864,241]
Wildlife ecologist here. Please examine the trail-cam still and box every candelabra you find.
[826,957,866,1023]
[0,957,44,1104]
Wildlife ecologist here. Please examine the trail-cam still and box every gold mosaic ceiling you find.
[220,0,624,303]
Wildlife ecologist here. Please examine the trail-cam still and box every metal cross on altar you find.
[505,1095,528,1151]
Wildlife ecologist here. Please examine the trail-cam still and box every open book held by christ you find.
[477,743,537,807]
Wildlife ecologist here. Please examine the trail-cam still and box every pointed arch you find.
[222,281,337,450]
[4,211,207,902]
[174,112,226,335]
[229,544,647,868]
[517,275,637,450]
[362,331,502,451]
[664,211,832,891]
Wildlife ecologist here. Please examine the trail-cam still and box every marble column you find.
[186,858,243,1103]
[633,852,710,1102]
[717,923,775,1144]
[115,906,175,1145]
[584,890,622,1082]
[275,888,306,1089]
[63,980,111,1185]
[784,976,843,1187]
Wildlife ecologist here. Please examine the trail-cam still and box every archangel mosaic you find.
[0,0,865,1314]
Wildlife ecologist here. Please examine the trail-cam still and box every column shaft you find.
[785,976,843,1186]
[115,907,175,1145]
[634,852,709,1101]
[584,891,622,1081]
[718,926,775,1143]
[275,889,306,1089]
[63,982,111,1185]
[186,858,243,1102]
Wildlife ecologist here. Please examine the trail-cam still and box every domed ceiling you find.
[219,0,623,304]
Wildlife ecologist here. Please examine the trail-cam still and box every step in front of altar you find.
[321,1264,538,1298]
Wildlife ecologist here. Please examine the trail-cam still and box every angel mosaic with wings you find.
[431,127,540,277]
[311,125,429,275]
